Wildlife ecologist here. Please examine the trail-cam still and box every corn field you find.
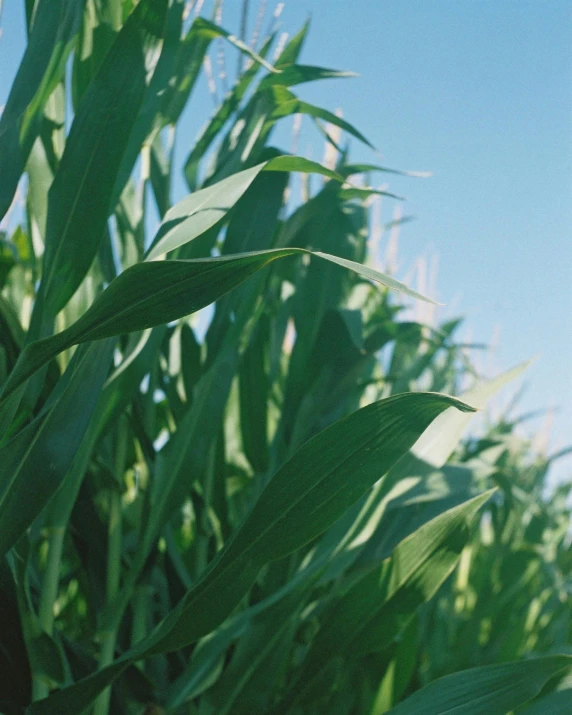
[0,1,570,714]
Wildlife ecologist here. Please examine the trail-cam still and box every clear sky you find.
[1,1,571,478]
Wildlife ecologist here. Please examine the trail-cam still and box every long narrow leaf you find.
[0,248,437,407]
[275,491,494,712]
[29,392,475,714]
[0,339,115,558]
[386,655,572,715]
[147,156,343,260]
[0,0,86,221]
[38,0,168,319]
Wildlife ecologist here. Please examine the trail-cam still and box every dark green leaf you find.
[0,0,86,221]
[387,656,572,715]
[38,0,168,319]
[276,491,494,712]
[1,248,435,407]
[29,392,474,714]
[0,339,114,559]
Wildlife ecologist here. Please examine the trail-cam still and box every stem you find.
[131,584,152,671]
[32,527,65,701]
[93,490,122,715]
[93,417,128,715]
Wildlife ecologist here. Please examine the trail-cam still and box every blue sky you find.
[1,1,571,477]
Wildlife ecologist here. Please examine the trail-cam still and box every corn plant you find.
[0,1,570,714]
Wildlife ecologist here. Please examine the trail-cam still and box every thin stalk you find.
[93,416,128,715]
[131,584,152,671]
[131,586,150,649]
[31,526,65,701]
[37,528,66,629]
[93,490,122,715]
[31,425,100,701]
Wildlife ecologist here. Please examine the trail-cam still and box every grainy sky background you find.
[1,0,571,481]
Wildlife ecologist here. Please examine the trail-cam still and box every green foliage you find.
[0,2,570,714]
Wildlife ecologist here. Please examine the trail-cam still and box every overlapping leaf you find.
[38,0,168,320]
[0,245,436,407]
[0,0,86,221]
[274,491,494,713]
[29,392,474,714]
[0,339,114,559]
[386,655,572,715]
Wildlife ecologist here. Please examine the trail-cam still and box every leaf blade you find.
[387,656,572,715]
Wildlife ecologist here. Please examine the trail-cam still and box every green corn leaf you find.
[274,21,310,68]
[111,8,279,206]
[183,35,275,191]
[263,154,344,180]
[109,0,185,205]
[408,359,532,469]
[318,361,532,579]
[275,491,494,712]
[342,163,432,179]
[386,655,572,715]
[192,17,279,75]
[71,0,123,107]
[269,86,374,148]
[165,574,318,709]
[38,0,169,319]
[520,679,572,715]
[0,248,435,408]
[258,64,357,90]
[142,394,475,653]
[222,152,290,256]
[10,538,68,689]
[239,316,270,472]
[198,592,301,715]
[0,0,86,221]
[0,339,114,559]
[28,391,474,715]
[147,156,343,260]
[370,616,419,715]
[339,186,405,202]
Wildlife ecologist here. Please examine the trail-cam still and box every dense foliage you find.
[0,1,570,714]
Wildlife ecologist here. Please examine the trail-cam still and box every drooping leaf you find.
[258,64,357,90]
[275,491,494,712]
[29,392,475,714]
[342,163,432,179]
[0,248,436,407]
[386,655,572,715]
[147,156,343,260]
[269,86,374,148]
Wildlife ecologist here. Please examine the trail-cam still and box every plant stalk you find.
[31,527,65,701]
[93,417,128,715]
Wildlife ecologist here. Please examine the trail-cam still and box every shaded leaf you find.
[0,0,86,221]
[387,656,572,715]
[0,339,114,559]
[29,392,475,714]
[276,491,494,712]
